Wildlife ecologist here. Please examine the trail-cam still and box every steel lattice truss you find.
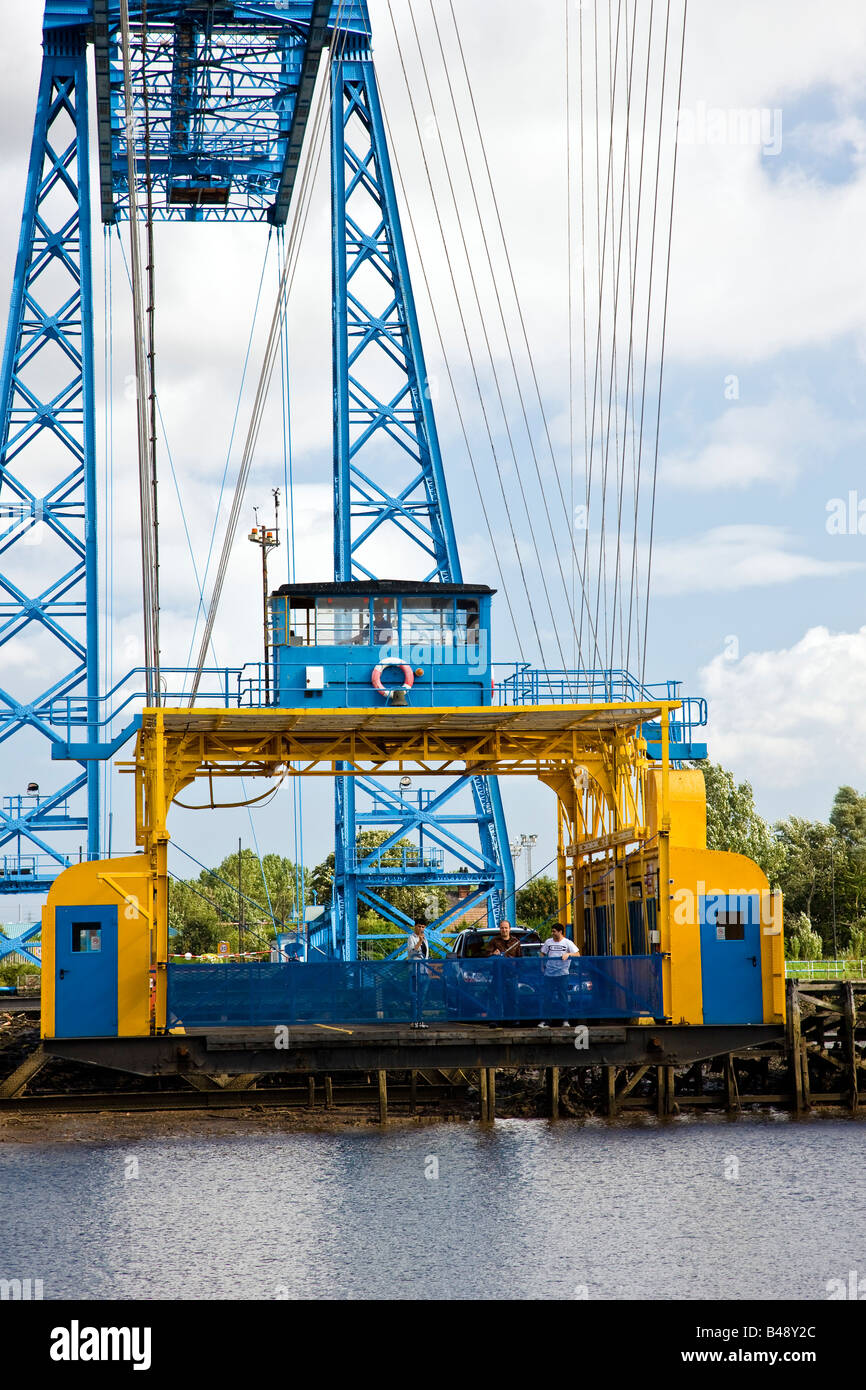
[98,7,331,222]
[332,59,458,581]
[0,31,96,891]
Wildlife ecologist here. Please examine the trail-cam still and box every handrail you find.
[0,661,709,745]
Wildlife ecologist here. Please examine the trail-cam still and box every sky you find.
[3,0,866,919]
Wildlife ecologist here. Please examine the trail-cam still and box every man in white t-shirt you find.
[538,924,580,1029]
[407,920,430,1029]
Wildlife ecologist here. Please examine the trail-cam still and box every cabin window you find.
[317,597,372,645]
[370,598,398,646]
[456,598,481,649]
[401,595,455,647]
[283,597,315,646]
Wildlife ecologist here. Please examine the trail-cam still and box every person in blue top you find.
[537,923,580,1029]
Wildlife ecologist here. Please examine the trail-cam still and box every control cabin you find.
[269,580,493,708]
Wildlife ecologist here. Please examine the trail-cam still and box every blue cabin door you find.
[699,895,763,1025]
[55,905,118,1037]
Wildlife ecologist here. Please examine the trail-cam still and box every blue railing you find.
[11,667,251,745]
[0,854,69,883]
[493,666,707,745]
[166,955,664,1027]
[10,661,707,755]
[346,847,444,872]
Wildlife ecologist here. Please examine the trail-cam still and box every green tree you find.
[784,911,823,962]
[775,817,847,955]
[696,761,783,883]
[829,786,866,921]
[310,830,446,928]
[173,914,221,957]
[515,874,559,928]
[169,849,309,954]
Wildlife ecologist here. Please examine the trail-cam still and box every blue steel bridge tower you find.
[0,0,512,953]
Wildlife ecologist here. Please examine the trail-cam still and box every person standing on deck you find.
[538,923,580,1029]
[486,919,521,1020]
[407,920,430,1029]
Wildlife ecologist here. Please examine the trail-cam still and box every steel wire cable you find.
[609,0,641,672]
[641,0,688,684]
[140,0,161,696]
[378,5,549,673]
[379,106,529,667]
[413,0,587,689]
[119,0,159,703]
[625,0,677,675]
[588,0,625,681]
[384,0,572,682]
[188,1,353,701]
[620,0,657,672]
[438,0,608,682]
[181,233,275,686]
[576,0,623,693]
[411,5,587,694]
[596,0,639,672]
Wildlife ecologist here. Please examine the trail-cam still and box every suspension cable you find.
[187,0,353,703]
[641,0,688,683]
[119,0,160,703]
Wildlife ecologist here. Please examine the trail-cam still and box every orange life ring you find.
[372,660,415,696]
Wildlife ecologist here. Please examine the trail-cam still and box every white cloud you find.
[662,396,848,490]
[699,625,866,802]
[652,525,863,595]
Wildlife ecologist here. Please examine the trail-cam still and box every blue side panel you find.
[273,643,489,708]
[699,894,763,1025]
[167,955,664,1027]
[55,904,118,1037]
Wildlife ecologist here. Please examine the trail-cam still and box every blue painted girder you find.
[0,922,42,966]
[0,28,100,888]
[76,0,372,222]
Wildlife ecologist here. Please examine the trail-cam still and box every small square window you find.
[72,923,102,953]
[716,910,745,941]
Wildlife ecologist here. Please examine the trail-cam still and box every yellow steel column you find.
[658,706,673,1019]
[149,710,170,1034]
[557,798,570,931]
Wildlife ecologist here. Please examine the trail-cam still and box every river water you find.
[0,1114,862,1300]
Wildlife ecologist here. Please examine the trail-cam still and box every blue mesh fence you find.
[166,955,664,1028]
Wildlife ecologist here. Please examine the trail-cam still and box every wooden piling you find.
[666,1065,677,1115]
[307,1075,315,1108]
[479,1067,488,1121]
[548,1066,560,1120]
[324,1075,334,1109]
[410,1069,417,1114]
[605,1066,617,1117]
[377,1069,388,1125]
[789,984,811,1112]
[800,1037,811,1109]
[487,1068,496,1121]
[724,1054,740,1112]
[844,982,859,1113]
